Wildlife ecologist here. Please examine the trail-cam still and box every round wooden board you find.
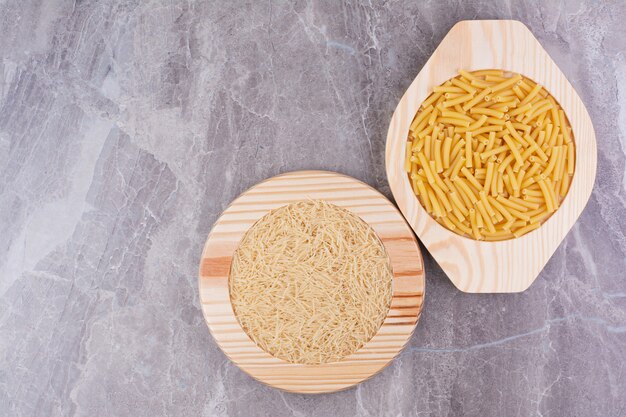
[198,170,425,394]
[385,20,597,293]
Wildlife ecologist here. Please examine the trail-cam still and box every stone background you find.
[0,1,625,416]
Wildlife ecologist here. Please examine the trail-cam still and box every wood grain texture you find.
[386,20,597,293]
[198,171,425,393]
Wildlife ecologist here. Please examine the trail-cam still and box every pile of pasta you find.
[230,200,393,364]
[405,69,575,241]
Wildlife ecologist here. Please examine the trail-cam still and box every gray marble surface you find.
[0,1,625,416]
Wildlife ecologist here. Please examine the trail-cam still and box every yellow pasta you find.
[507,207,531,222]
[449,216,473,235]
[459,69,481,80]
[512,85,525,100]
[519,83,542,106]
[476,200,496,233]
[461,166,483,190]
[465,132,473,168]
[472,125,504,135]
[463,88,493,111]
[450,137,465,161]
[538,127,549,142]
[483,161,495,192]
[521,176,537,189]
[404,142,412,172]
[486,132,496,150]
[412,135,425,152]
[497,171,504,194]
[443,93,474,107]
[522,188,543,197]
[495,99,519,110]
[451,178,473,209]
[470,79,492,89]
[421,91,443,109]
[432,183,453,212]
[505,165,520,193]
[432,124,442,142]
[523,194,545,204]
[484,74,508,83]
[546,124,559,147]
[473,152,482,169]
[490,166,499,196]
[427,106,439,126]
[519,79,535,92]
[545,177,559,209]
[526,205,548,217]
[437,117,470,127]
[560,172,571,196]
[498,154,515,173]
[502,133,524,168]
[434,139,443,173]
[487,195,512,221]
[486,117,506,126]
[537,178,556,213]
[529,210,550,225]
[491,74,522,93]
[441,217,460,232]
[469,209,482,240]
[433,171,450,193]
[406,69,575,240]
[472,69,504,77]
[422,184,441,217]
[479,191,497,218]
[417,124,434,139]
[450,204,466,223]
[450,155,465,179]
[515,169,527,191]
[543,146,560,177]
[410,105,433,132]
[513,221,541,237]
[559,110,572,143]
[416,180,431,212]
[524,134,549,162]
[510,195,539,210]
[510,122,531,135]
[433,85,465,94]
[468,115,489,131]
[450,191,469,216]
[424,135,433,160]
[454,177,478,204]
[429,160,437,180]
[567,142,575,175]
[484,231,516,241]
[524,100,553,123]
[442,136,453,169]
[451,77,477,95]
[417,152,436,184]
[554,145,567,181]
[442,110,473,121]
[496,194,527,211]
[481,144,509,161]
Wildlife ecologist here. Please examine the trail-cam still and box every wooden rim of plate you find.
[198,170,425,394]
[385,20,597,293]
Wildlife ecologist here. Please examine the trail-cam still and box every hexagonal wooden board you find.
[199,171,425,393]
[386,20,596,293]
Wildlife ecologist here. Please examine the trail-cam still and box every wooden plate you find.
[386,20,597,293]
[198,170,425,393]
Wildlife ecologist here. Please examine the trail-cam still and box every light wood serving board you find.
[199,171,425,394]
[386,20,597,293]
